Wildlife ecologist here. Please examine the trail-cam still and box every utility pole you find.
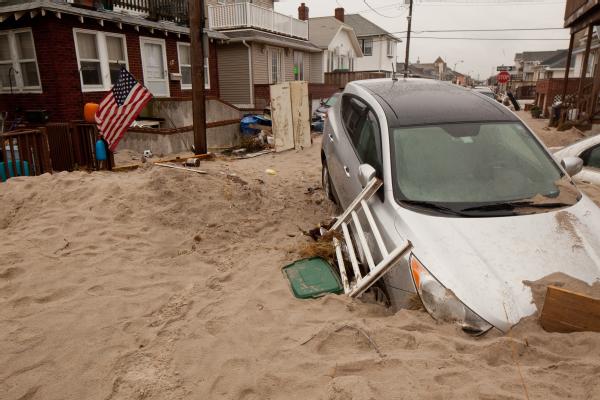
[403,0,413,78]
[190,0,207,154]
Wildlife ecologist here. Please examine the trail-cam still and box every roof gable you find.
[343,14,397,40]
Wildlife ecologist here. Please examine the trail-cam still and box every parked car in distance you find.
[472,86,496,100]
[321,78,600,335]
[554,133,600,185]
[313,93,341,122]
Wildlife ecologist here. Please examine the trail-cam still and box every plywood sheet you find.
[540,286,600,333]
[270,83,294,152]
[290,81,311,150]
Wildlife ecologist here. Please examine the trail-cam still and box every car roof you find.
[350,78,517,127]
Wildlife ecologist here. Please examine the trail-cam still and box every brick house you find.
[0,0,232,124]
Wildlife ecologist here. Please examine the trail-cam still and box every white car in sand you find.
[554,134,600,186]
[321,78,600,334]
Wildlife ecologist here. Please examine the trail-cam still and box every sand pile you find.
[2,141,600,400]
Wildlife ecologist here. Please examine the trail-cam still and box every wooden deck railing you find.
[324,71,387,89]
[0,128,52,181]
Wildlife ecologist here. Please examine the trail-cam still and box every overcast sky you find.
[274,0,570,79]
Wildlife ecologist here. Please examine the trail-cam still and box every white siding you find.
[353,36,398,73]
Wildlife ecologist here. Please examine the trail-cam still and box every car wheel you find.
[322,161,336,203]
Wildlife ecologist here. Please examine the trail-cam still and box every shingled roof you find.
[343,14,399,40]
[515,50,565,63]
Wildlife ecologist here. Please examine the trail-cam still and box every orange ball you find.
[84,103,99,123]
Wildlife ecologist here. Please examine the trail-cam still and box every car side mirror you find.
[358,164,377,188]
[561,156,583,177]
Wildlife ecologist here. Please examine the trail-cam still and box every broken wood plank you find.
[540,285,600,333]
[155,163,207,175]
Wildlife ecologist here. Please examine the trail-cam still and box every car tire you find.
[322,161,337,204]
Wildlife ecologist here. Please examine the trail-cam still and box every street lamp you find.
[453,60,463,84]
[453,60,464,72]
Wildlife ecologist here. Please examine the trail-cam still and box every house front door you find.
[140,37,169,97]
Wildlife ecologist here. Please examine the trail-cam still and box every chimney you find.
[334,7,344,22]
[298,3,309,21]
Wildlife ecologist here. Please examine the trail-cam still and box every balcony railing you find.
[208,3,308,40]
[102,0,189,25]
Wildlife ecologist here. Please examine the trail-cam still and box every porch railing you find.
[1,128,52,181]
[208,3,309,40]
[102,0,189,25]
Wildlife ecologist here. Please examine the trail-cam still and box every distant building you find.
[307,13,363,83]
[532,50,575,80]
[340,11,400,76]
[513,51,561,83]
[400,57,463,83]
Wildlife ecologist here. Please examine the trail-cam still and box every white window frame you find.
[177,42,210,90]
[387,39,394,57]
[73,28,128,92]
[360,38,373,57]
[268,47,283,84]
[0,28,42,93]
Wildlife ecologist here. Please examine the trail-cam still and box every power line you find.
[363,0,407,18]
[410,27,565,33]
[396,36,570,40]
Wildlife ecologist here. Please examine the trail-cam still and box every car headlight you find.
[410,255,493,335]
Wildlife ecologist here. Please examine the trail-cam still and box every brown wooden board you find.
[540,285,600,333]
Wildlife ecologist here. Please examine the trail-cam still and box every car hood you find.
[394,195,600,331]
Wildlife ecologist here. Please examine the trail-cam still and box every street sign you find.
[497,71,511,84]
[497,66,515,72]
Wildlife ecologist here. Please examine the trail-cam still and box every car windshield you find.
[390,122,580,216]
[325,94,340,107]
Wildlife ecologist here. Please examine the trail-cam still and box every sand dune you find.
[2,139,600,400]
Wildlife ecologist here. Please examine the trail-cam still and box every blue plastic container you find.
[0,160,30,182]
[95,139,107,161]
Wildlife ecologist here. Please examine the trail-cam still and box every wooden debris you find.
[155,163,207,175]
[540,285,600,333]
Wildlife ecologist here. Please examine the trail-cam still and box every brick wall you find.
[0,13,219,122]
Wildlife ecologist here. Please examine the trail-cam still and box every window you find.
[268,48,283,84]
[74,29,128,91]
[360,38,372,56]
[0,29,41,92]
[340,95,382,172]
[293,51,304,81]
[177,43,210,90]
[583,145,600,169]
[387,39,394,57]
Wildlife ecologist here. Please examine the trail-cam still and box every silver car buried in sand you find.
[321,78,600,334]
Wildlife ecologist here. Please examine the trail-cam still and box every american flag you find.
[95,68,153,151]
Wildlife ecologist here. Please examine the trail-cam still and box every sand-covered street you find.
[2,133,600,399]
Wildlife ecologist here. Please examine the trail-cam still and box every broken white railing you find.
[329,178,412,298]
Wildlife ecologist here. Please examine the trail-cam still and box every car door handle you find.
[344,166,351,177]
[328,133,334,142]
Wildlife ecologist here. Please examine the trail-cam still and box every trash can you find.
[549,102,562,127]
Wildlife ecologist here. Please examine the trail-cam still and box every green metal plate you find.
[282,257,343,299]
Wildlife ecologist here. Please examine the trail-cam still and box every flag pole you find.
[190,0,207,154]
